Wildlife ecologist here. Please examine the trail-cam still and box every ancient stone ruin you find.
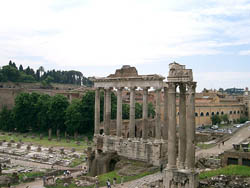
[92,63,198,187]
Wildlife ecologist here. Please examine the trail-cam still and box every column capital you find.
[129,87,137,91]
[116,87,124,91]
[154,87,162,91]
[142,87,150,91]
[168,82,177,93]
[187,82,197,94]
[104,87,112,91]
[179,83,186,93]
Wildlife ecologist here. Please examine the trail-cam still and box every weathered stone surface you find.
[199,175,250,188]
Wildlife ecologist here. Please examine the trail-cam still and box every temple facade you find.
[92,62,198,188]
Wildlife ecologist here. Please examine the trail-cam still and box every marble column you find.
[186,82,196,170]
[178,83,186,169]
[105,88,111,135]
[155,88,161,139]
[167,82,177,169]
[163,87,168,140]
[116,87,123,137]
[129,87,136,138]
[94,88,100,135]
[142,87,149,139]
[103,89,106,122]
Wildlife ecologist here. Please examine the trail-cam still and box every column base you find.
[163,168,198,188]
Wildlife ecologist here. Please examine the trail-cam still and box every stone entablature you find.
[167,62,193,83]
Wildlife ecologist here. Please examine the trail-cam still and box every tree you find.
[48,94,69,136]
[2,65,20,82]
[211,115,221,125]
[79,91,95,134]
[148,102,155,118]
[13,93,40,132]
[221,114,229,124]
[0,106,14,131]
[19,64,24,72]
[122,104,130,119]
[135,103,142,119]
[65,99,83,139]
[36,94,51,133]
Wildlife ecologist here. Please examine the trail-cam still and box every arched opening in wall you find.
[99,129,104,135]
[216,112,219,115]
[148,131,153,137]
[177,112,179,116]
[97,149,103,154]
[234,111,236,114]
[237,110,240,114]
[109,159,117,171]
[241,110,243,114]
[230,111,232,114]
[140,130,142,138]
[206,112,209,116]
[212,112,215,116]
[221,111,224,115]
[195,112,198,117]
[200,112,204,116]
[127,132,129,138]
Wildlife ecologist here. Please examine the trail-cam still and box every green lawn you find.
[199,165,250,179]
[0,132,91,150]
[197,143,215,149]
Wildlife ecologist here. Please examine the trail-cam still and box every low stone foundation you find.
[164,169,198,188]
[96,135,167,166]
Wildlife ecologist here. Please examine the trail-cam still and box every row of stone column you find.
[167,82,196,170]
[94,87,164,139]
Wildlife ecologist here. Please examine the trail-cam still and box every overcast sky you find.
[1,0,250,91]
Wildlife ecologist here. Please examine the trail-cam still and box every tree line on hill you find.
[0,91,155,138]
[0,60,93,87]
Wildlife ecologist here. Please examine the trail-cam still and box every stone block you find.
[60,147,65,154]
[49,147,53,153]
[26,145,31,151]
[37,145,42,152]
[16,143,21,149]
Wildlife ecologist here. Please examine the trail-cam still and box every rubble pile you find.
[199,175,250,188]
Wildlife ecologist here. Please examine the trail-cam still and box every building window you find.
[206,112,209,116]
[211,112,215,116]
[237,110,240,114]
[221,111,224,115]
[234,111,236,114]
[241,110,243,114]
[200,112,204,116]
[216,112,219,115]
[230,111,232,114]
[195,112,198,117]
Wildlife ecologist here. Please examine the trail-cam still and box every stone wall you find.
[97,135,167,166]
[221,150,250,167]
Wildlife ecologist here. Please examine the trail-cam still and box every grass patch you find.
[197,143,215,149]
[199,165,250,179]
[19,171,46,182]
[46,168,159,188]
[0,132,91,150]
